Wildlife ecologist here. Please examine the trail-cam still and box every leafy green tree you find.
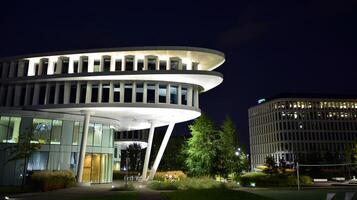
[184,114,219,176]
[126,143,143,172]
[216,116,249,178]
[6,128,41,189]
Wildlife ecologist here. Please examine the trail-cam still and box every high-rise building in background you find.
[249,94,357,170]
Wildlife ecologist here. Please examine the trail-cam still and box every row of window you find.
[0,56,199,78]
[252,141,350,158]
[0,81,198,107]
[251,119,357,137]
[0,116,114,147]
[114,129,148,141]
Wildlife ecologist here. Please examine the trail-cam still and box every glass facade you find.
[0,115,114,184]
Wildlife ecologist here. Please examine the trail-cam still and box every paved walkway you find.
[10,182,167,200]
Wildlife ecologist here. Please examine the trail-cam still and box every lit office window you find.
[147,84,155,103]
[181,87,188,105]
[91,84,99,102]
[87,123,94,146]
[125,57,134,71]
[32,118,52,144]
[0,116,10,143]
[136,83,143,102]
[159,60,167,70]
[7,117,21,143]
[137,59,144,71]
[102,83,110,103]
[27,152,49,171]
[103,57,111,72]
[170,85,178,104]
[51,120,62,144]
[159,85,166,103]
[93,124,102,146]
[148,58,156,70]
[72,122,80,145]
[113,83,120,102]
[94,60,100,72]
[124,83,133,103]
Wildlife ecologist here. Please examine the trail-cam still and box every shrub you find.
[236,172,313,187]
[113,170,140,180]
[176,177,222,190]
[154,171,187,182]
[148,181,178,190]
[31,170,75,191]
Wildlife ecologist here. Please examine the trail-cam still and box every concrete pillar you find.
[148,122,175,180]
[142,122,155,181]
[77,111,92,183]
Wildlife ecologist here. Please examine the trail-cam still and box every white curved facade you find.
[0,46,224,184]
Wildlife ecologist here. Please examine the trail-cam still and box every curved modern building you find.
[0,46,224,185]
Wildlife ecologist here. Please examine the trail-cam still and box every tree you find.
[125,143,143,172]
[264,155,277,174]
[184,114,219,176]
[5,128,41,189]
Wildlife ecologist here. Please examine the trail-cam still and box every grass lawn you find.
[243,188,357,200]
[162,188,274,200]
[0,186,36,194]
[77,192,138,200]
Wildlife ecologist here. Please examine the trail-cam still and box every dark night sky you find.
[1,1,357,151]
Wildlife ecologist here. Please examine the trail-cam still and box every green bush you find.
[113,170,140,180]
[176,177,222,190]
[31,170,75,191]
[148,181,178,190]
[236,172,313,187]
[154,171,187,181]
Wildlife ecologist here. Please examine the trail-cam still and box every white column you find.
[142,122,155,181]
[77,111,92,183]
[148,122,175,180]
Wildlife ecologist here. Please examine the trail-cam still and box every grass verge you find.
[162,188,274,200]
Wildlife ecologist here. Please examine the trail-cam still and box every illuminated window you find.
[51,120,62,144]
[159,85,167,103]
[32,118,52,144]
[93,60,100,72]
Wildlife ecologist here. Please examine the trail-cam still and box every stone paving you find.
[10,181,166,200]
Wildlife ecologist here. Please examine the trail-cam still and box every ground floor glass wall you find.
[82,153,112,183]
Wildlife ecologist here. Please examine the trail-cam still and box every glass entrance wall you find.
[81,153,112,183]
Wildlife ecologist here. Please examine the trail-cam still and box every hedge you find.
[31,170,75,191]
[236,172,313,187]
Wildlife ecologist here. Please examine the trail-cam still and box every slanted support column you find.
[142,122,155,181]
[148,122,175,181]
[77,111,92,183]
